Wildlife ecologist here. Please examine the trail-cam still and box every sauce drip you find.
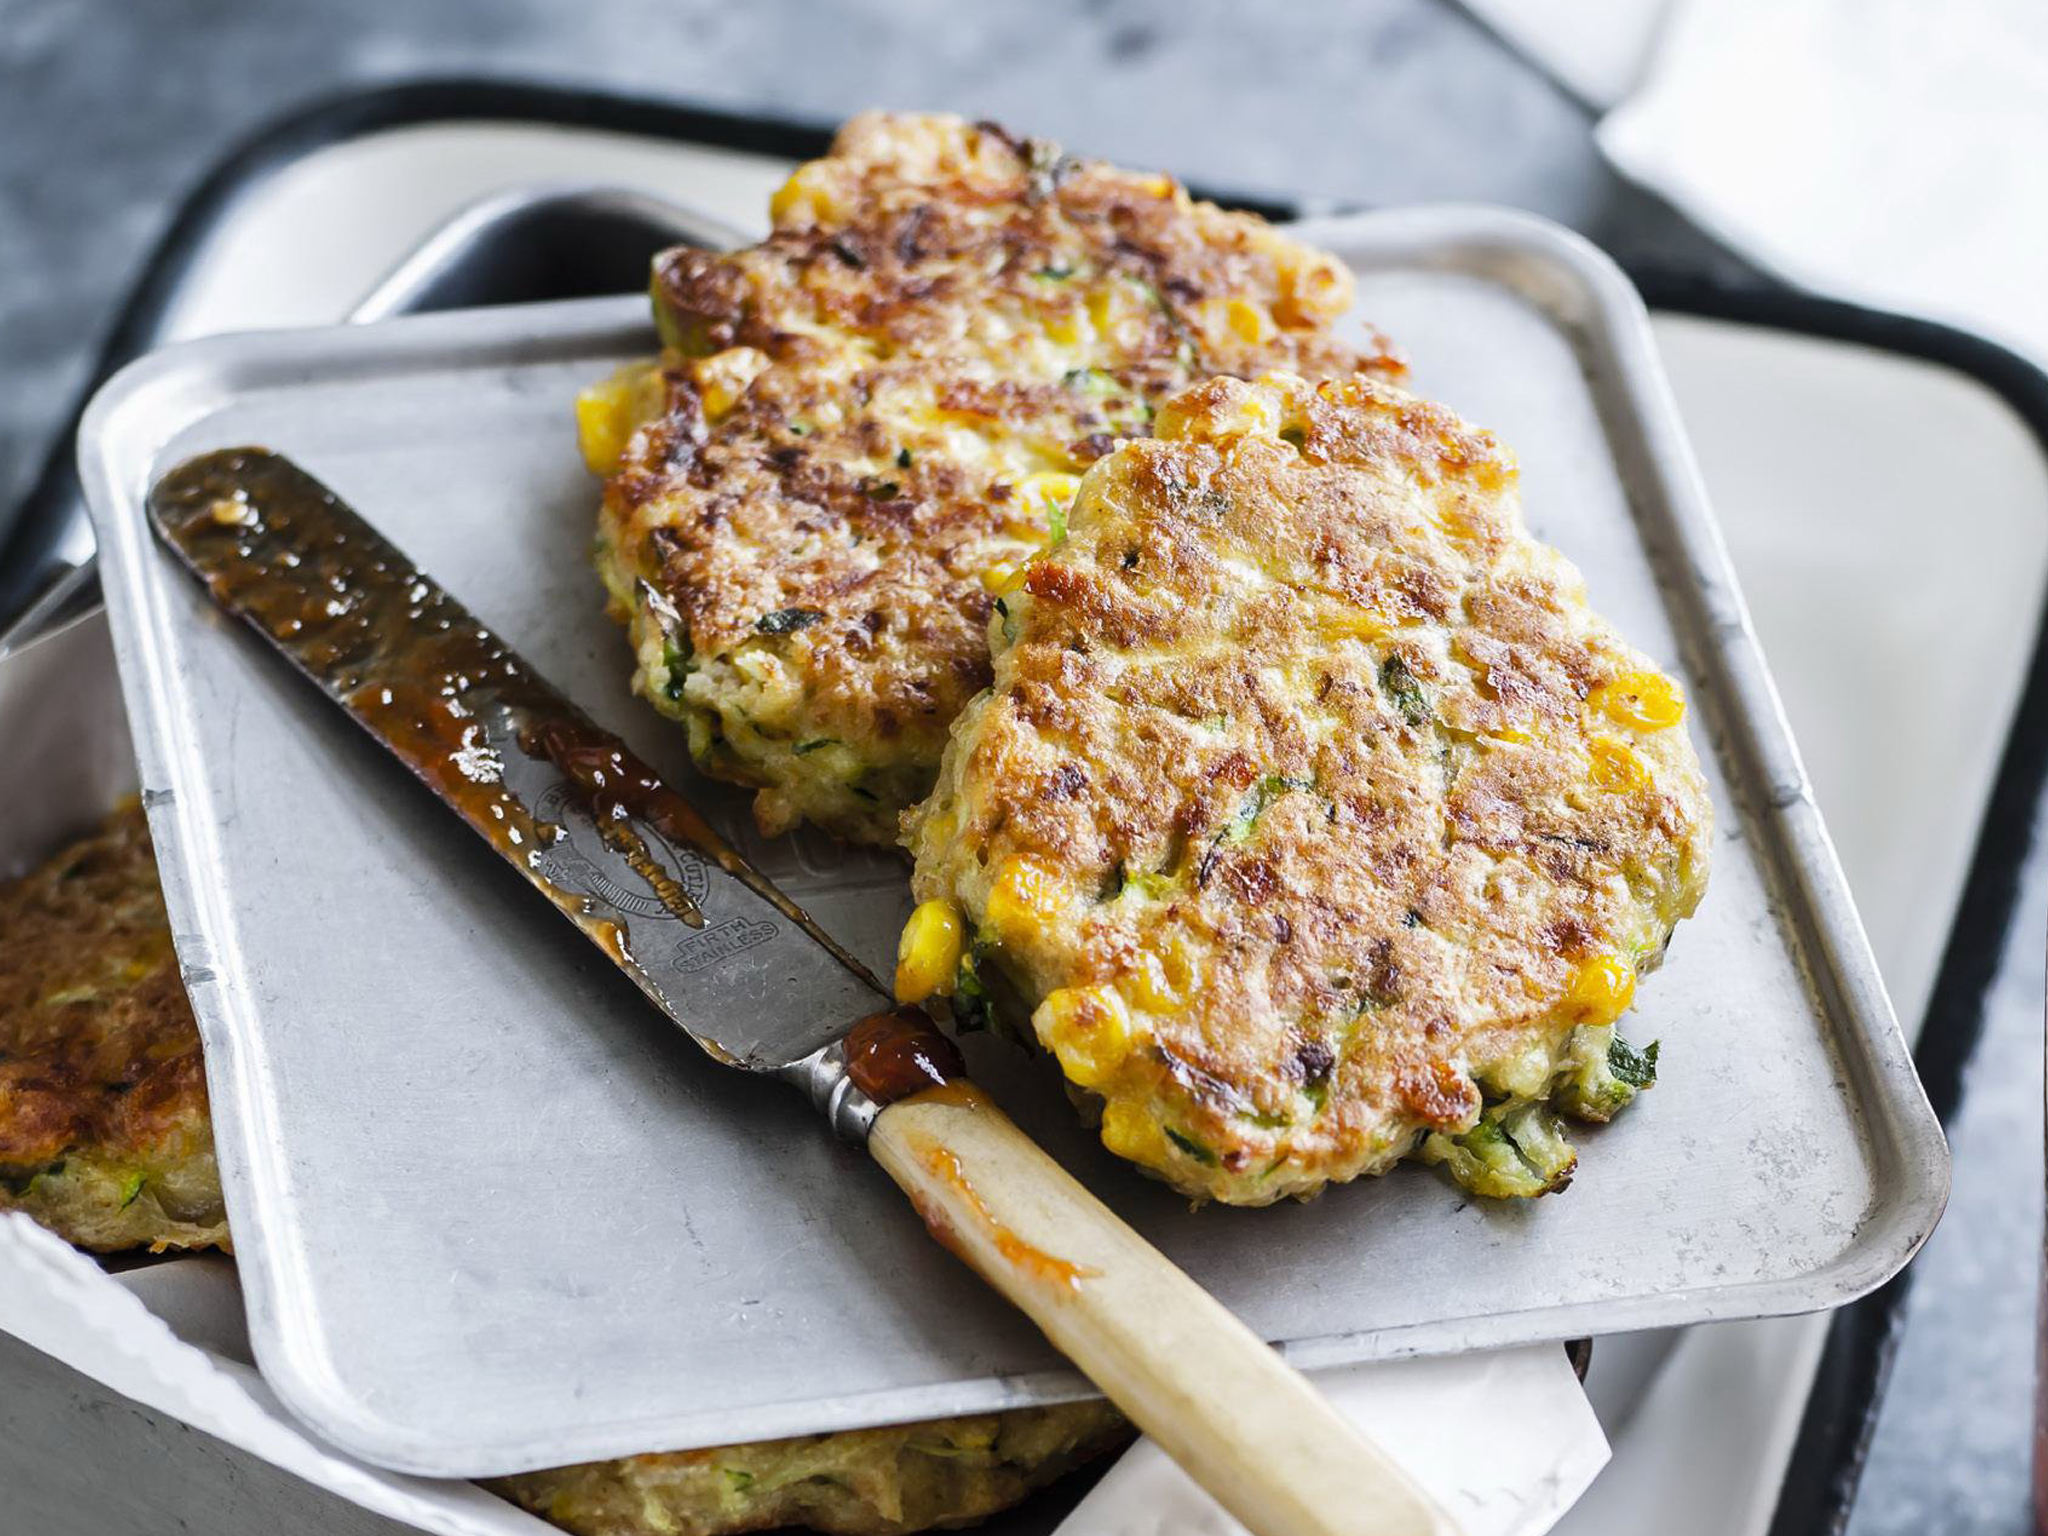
[843,1007,967,1104]
[149,448,883,992]
[920,1143,1098,1291]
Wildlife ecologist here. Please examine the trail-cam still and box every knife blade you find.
[149,446,895,1082]
[147,445,1457,1536]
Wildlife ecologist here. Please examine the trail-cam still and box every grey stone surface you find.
[1845,837,2044,1536]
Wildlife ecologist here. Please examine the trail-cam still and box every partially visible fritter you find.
[0,803,1126,1536]
[583,111,1402,844]
[493,1403,1129,1536]
[0,801,226,1252]
[901,372,1712,1206]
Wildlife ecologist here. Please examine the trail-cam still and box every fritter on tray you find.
[0,800,225,1252]
[0,803,1126,1536]
[900,372,1712,1205]
[580,110,1401,844]
[492,1404,1129,1536]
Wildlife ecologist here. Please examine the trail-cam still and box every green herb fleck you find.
[1164,1128,1218,1166]
[793,738,838,756]
[951,948,996,1033]
[1230,774,1314,842]
[660,639,694,701]
[1551,1028,1658,1122]
[722,1468,755,1492]
[755,608,825,635]
[1196,773,1314,885]
[117,1172,147,1210]
[866,478,902,500]
[1035,264,1073,281]
[1116,867,1176,901]
[1608,1035,1660,1090]
[896,448,913,468]
[1379,655,1432,728]
[1061,366,1118,396]
[1422,1101,1577,1200]
[994,596,1020,645]
[2,1160,64,1198]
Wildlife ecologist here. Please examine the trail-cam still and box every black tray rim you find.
[8,76,2046,1536]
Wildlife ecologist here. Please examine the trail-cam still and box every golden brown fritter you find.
[493,1403,1129,1536]
[902,372,1712,1205]
[583,111,1402,844]
[0,803,1124,1535]
[0,800,226,1252]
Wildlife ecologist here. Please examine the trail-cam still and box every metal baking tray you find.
[77,203,1948,1478]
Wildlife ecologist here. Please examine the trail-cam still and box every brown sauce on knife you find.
[844,1011,1093,1290]
[842,1007,967,1104]
[147,448,885,994]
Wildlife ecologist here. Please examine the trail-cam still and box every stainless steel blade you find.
[149,446,886,1070]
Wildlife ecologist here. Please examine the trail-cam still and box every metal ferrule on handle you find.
[779,1040,884,1142]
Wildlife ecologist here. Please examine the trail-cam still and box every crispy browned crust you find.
[0,801,226,1252]
[597,111,1402,843]
[906,373,1712,1204]
[493,1402,1130,1536]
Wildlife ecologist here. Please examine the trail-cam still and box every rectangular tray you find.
[77,204,1948,1478]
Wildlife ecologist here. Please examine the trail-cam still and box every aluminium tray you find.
[77,203,1948,1478]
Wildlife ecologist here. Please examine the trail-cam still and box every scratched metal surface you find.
[76,205,1948,1479]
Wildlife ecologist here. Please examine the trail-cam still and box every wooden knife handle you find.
[868,1083,1461,1536]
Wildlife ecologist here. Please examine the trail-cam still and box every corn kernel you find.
[1120,944,1189,1013]
[1017,471,1080,523]
[1100,1097,1158,1162]
[1224,298,1275,346]
[1042,985,1135,1089]
[1565,955,1636,1025]
[768,173,804,225]
[980,560,1020,594]
[1043,308,1087,349]
[1280,255,1351,325]
[1322,606,1389,643]
[985,854,1065,937]
[1587,737,1652,793]
[1428,500,1477,540]
[768,165,837,227]
[1218,388,1280,437]
[574,381,633,477]
[574,364,666,476]
[691,347,768,426]
[894,900,965,1005]
[1088,284,1144,344]
[1591,671,1686,732]
[1316,376,1381,410]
